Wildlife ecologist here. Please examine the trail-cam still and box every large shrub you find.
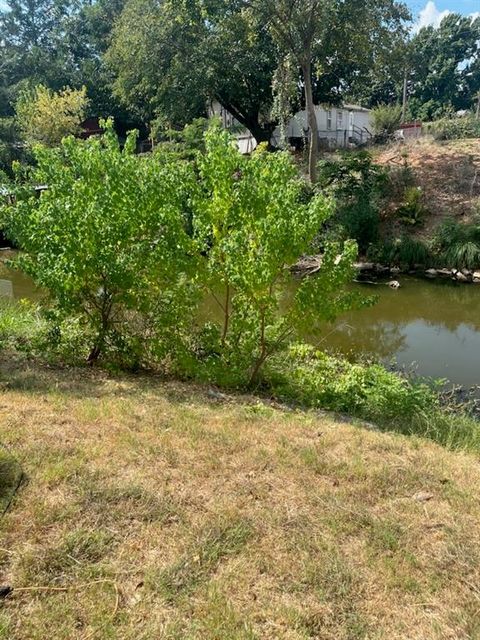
[189,128,366,386]
[425,116,480,141]
[3,121,195,364]
[3,124,368,383]
[371,104,402,140]
[317,151,388,253]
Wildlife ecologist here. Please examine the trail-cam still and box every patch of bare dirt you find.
[374,138,480,237]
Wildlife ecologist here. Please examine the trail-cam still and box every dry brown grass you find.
[374,137,480,237]
[0,358,480,639]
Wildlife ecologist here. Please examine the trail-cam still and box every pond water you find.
[0,252,42,301]
[319,277,480,389]
[1,252,479,389]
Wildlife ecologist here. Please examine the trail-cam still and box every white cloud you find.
[414,2,451,32]
[414,2,480,33]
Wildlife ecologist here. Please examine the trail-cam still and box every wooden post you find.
[402,69,408,124]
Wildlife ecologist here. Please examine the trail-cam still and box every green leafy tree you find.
[3,120,195,363]
[16,84,89,147]
[190,127,364,385]
[107,0,277,143]
[61,0,136,130]
[252,0,410,182]
[0,0,135,133]
[408,14,480,120]
[0,0,79,111]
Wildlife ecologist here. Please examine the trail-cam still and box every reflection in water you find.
[322,278,480,387]
[327,320,407,361]
[0,253,41,301]
[1,253,480,388]
[0,279,13,299]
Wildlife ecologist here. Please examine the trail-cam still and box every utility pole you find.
[476,91,480,120]
[402,68,408,124]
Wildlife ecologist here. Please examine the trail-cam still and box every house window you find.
[337,110,343,129]
[326,110,332,130]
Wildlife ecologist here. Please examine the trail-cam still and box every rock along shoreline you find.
[293,256,480,284]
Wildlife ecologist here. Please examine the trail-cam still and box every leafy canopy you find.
[4,120,195,363]
[190,127,365,384]
[16,84,89,147]
[107,0,277,143]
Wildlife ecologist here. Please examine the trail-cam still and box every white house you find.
[209,100,373,153]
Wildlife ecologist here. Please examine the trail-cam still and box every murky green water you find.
[321,277,480,388]
[0,252,42,301]
[1,252,479,388]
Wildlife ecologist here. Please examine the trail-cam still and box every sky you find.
[0,0,478,27]
[408,1,480,30]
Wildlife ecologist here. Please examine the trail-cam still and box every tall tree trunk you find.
[302,59,318,183]
[217,98,276,148]
[402,68,408,123]
[248,122,277,148]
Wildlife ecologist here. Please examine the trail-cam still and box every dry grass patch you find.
[0,359,480,639]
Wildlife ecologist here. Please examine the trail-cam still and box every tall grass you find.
[0,300,44,351]
[367,236,431,268]
[432,218,480,270]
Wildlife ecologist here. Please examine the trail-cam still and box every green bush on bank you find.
[425,116,480,141]
[266,344,480,452]
[2,122,364,383]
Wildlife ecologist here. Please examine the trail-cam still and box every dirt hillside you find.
[374,138,480,236]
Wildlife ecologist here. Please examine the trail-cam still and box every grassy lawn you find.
[0,358,480,639]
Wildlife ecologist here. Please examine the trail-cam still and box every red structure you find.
[398,121,423,140]
[79,117,104,139]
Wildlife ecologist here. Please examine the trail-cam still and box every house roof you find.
[342,104,371,113]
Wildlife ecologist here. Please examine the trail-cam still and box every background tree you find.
[16,85,89,147]
[407,14,480,120]
[310,1,410,108]
[107,0,278,144]
[61,0,136,133]
[256,0,326,182]
[254,0,410,182]
[0,0,136,134]
[0,116,26,176]
[0,0,78,111]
